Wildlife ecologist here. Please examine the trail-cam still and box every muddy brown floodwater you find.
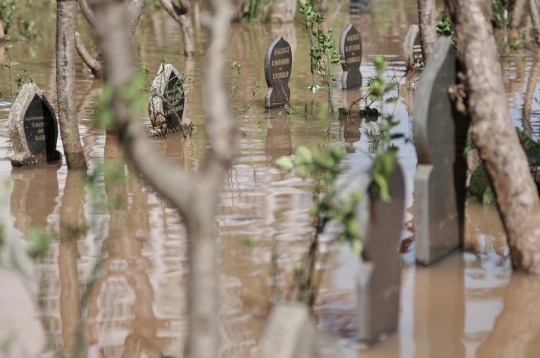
[0,1,540,357]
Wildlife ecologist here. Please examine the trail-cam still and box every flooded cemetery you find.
[1,0,540,357]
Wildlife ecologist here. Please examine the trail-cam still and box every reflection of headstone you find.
[149,63,187,135]
[270,0,296,23]
[259,304,320,358]
[339,115,362,144]
[9,83,62,167]
[413,37,467,265]
[357,165,405,345]
[264,36,293,109]
[10,165,60,236]
[404,25,424,71]
[340,24,362,89]
[350,0,371,14]
[265,118,292,166]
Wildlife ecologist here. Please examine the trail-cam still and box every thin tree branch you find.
[159,0,195,57]
[75,32,103,78]
[79,0,96,28]
[529,0,540,44]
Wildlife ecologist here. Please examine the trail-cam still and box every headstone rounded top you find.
[413,37,455,165]
[149,63,187,136]
[9,83,61,167]
[340,24,363,89]
[264,36,293,109]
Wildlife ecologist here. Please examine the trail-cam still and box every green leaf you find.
[275,156,294,172]
[295,146,313,164]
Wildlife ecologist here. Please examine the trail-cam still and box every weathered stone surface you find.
[350,0,371,14]
[270,0,297,23]
[340,24,363,90]
[9,83,62,167]
[357,165,405,345]
[265,117,292,166]
[149,63,190,136]
[413,37,467,265]
[404,25,424,71]
[264,36,293,109]
[10,165,60,237]
[259,304,320,358]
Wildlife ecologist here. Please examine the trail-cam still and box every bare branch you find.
[159,0,195,57]
[529,0,540,44]
[126,0,144,38]
[510,0,526,28]
[75,32,103,78]
[79,0,96,28]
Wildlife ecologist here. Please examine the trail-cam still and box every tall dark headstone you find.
[357,165,405,345]
[9,83,62,167]
[350,0,371,14]
[340,24,363,90]
[265,118,292,166]
[149,63,187,136]
[413,37,467,265]
[259,304,320,358]
[264,36,293,109]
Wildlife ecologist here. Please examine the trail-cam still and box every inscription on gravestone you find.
[413,37,467,265]
[149,64,186,135]
[404,25,424,71]
[357,165,405,345]
[413,31,424,69]
[264,36,293,109]
[340,24,363,90]
[9,83,62,167]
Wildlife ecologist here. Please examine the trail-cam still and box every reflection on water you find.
[0,1,539,357]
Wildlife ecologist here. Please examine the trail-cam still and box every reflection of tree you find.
[476,274,540,358]
[522,49,540,138]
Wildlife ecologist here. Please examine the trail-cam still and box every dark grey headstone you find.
[265,118,292,166]
[357,165,405,345]
[9,83,62,167]
[259,304,320,358]
[350,0,371,14]
[264,36,293,109]
[149,64,187,135]
[340,24,363,90]
[413,37,467,265]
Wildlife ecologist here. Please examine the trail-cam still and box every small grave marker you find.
[9,83,62,167]
[259,304,320,358]
[404,25,424,70]
[264,36,293,109]
[357,165,405,345]
[413,37,467,265]
[149,63,187,135]
[340,24,363,90]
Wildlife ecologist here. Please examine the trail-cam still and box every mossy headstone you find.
[9,83,62,167]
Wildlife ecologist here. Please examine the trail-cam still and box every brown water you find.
[0,1,540,357]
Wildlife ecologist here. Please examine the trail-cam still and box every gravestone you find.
[340,24,363,90]
[149,63,188,136]
[259,304,320,358]
[265,118,292,166]
[9,83,62,167]
[413,37,467,265]
[404,25,424,71]
[357,165,405,345]
[264,36,293,109]
[350,0,371,14]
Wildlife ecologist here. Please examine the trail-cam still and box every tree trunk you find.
[510,0,526,28]
[417,0,437,62]
[530,0,540,44]
[90,0,236,356]
[57,0,87,170]
[159,0,195,57]
[445,0,540,273]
